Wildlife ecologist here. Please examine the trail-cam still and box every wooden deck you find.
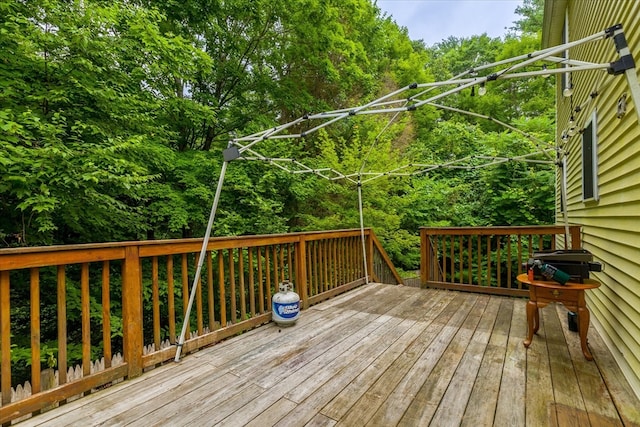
[17,284,640,426]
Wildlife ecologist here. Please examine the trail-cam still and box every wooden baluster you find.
[313,242,319,294]
[323,240,329,291]
[449,236,454,283]
[356,237,363,280]
[81,263,91,379]
[265,247,272,307]
[239,248,246,322]
[57,266,67,385]
[458,235,463,284]
[270,245,277,290]
[338,238,342,285]
[102,261,111,368]
[30,268,41,394]
[316,241,323,291]
[507,237,513,289]
[477,235,482,286]
[195,252,203,335]
[167,256,176,343]
[181,254,189,319]
[467,236,472,285]
[207,252,215,331]
[228,249,236,324]
[344,238,349,284]
[152,257,160,350]
[343,238,347,284]
[486,236,492,286]
[248,248,256,316]
[352,236,357,281]
[517,235,523,276]
[441,236,447,282]
[257,247,264,314]
[218,250,226,327]
[280,244,286,283]
[333,239,338,287]
[357,236,363,280]
[287,243,294,283]
[339,238,345,285]
[496,236,502,288]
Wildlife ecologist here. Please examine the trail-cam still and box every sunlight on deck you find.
[17,284,640,426]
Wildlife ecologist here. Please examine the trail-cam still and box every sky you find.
[376,0,524,46]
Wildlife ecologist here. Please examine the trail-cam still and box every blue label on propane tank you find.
[273,301,300,319]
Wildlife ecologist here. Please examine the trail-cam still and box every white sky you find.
[376,0,524,46]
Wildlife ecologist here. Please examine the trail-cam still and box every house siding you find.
[547,0,640,396]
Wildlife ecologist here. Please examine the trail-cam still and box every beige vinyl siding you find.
[550,0,640,396]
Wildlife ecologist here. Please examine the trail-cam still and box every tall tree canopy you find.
[1,0,553,271]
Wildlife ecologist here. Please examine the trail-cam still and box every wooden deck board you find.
[16,284,640,427]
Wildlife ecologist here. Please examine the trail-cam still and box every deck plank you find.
[460,297,513,427]
[587,321,640,427]
[542,305,590,426]
[322,292,475,423]
[14,283,640,427]
[493,296,527,426]
[220,286,434,426]
[427,294,501,426]
[555,304,623,427]
[524,298,554,427]
[271,291,452,426]
[396,294,488,426]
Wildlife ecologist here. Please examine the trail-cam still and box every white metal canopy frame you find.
[174,23,640,361]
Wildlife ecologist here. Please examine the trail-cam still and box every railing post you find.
[366,230,374,283]
[1,271,11,407]
[570,226,582,249]
[296,236,309,309]
[122,245,143,378]
[420,228,429,287]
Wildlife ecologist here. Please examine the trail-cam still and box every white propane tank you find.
[272,280,300,327]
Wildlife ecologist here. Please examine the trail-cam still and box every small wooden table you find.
[517,273,600,360]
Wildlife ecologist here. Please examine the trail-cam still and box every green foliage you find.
[1,0,556,382]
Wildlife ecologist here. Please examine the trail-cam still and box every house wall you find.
[545,0,640,396]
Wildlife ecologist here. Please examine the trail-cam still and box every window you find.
[582,111,598,201]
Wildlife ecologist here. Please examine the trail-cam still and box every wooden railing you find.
[0,228,401,424]
[420,225,582,297]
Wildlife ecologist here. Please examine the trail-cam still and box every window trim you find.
[581,110,599,202]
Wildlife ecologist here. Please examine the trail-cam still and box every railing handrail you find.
[421,225,580,236]
[0,229,375,270]
[370,233,404,285]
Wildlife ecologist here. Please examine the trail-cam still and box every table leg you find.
[524,300,537,348]
[578,306,593,360]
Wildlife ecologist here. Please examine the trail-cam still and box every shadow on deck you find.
[17,284,640,426]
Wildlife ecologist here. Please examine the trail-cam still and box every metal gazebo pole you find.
[357,176,370,285]
[174,147,236,362]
